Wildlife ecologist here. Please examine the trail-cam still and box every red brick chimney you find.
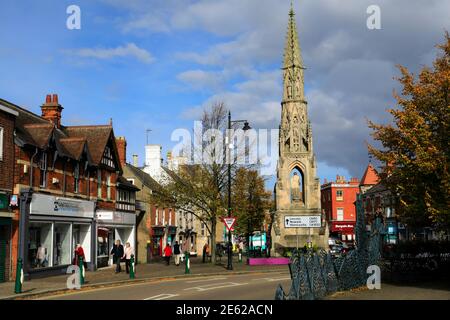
[41,94,63,128]
[116,137,127,167]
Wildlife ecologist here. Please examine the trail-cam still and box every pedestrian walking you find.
[73,244,86,268]
[163,243,172,266]
[202,243,210,263]
[173,241,181,266]
[111,240,124,273]
[123,242,134,274]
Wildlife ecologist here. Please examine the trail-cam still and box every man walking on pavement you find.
[173,241,181,266]
[111,240,124,273]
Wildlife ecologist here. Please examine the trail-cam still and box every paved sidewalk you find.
[327,280,450,300]
[0,257,288,300]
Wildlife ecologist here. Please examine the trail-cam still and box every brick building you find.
[321,175,360,242]
[0,94,138,279]
[0,102,18,282]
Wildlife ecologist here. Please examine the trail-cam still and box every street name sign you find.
[284,215,321,228]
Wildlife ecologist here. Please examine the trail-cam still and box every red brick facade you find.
[321,176,360,242]
[0,105,17,282]
[2,95,127,280]
[0,109,16,191]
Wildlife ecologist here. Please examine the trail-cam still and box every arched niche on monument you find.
[289,167,305,205]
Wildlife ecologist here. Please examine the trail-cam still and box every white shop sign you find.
[284,215,321,228]
[30,193,95,218]
[96,211,135,225]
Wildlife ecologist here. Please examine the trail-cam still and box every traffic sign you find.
[223,217,236,231]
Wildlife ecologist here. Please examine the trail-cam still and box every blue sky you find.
[1,0,449,190]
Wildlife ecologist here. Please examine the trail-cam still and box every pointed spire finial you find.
[290,0,295,16]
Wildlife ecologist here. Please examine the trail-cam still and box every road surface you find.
[40,271,292,300]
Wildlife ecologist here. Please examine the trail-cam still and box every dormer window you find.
[101,146,115,168]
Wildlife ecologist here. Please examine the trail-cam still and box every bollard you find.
[14,258,24,294]
[238,252,242,263]
[79,256,85,285]
[130,255,135,279]
[184,251,190,274]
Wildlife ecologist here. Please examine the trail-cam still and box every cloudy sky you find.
[1,0,449,189]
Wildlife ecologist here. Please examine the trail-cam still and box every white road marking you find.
[184,282,248,292]
[144,293,179,300]
[186,277,228,283]
[263,277,292,282]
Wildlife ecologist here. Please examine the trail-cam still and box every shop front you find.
[151,226,165,257]
[167,226,177,246]
[330,221,355,243]
[96,210,136,268]
[0,193,14,282]
[25,193,95,276]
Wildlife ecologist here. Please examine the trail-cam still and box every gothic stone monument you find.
[272,5,329,255]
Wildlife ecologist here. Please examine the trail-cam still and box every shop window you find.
[53,223,71,266]
[39,152,48,188]
[336,190,343,201]
[28,222,53,269]
[337,208,344,221]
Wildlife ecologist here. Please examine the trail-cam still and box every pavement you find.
[0,257,289,300]
[327,279,450,300]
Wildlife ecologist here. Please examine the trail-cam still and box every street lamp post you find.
[226,111,251,271]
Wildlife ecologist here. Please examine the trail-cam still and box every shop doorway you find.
[97,227,112,268]
[0,225,9,283]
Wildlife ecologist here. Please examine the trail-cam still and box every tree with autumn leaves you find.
[232,168,273,237]
[368,32,450,231]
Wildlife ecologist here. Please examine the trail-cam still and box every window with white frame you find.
[106,174,111,200]
[39,152,48,188]
[155,208,159,225]
[169,209,172,225]
[97,169,102,198]
[0,127,3,161]
[73,163,80,193]
[337,208,344,221]
[336,190,343,201]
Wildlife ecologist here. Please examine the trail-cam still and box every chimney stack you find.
[132,154,138,167]
[116,137,127,167]
[41,94,63,128]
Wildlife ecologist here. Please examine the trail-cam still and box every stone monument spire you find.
[282,2,304,102]
[272,3,328,255]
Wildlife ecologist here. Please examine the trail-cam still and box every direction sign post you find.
[284,215,321,249]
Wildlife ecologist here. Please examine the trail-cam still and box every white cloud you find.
[101,0,450,178]
[177,70,227,92]
[70,43,155,64]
